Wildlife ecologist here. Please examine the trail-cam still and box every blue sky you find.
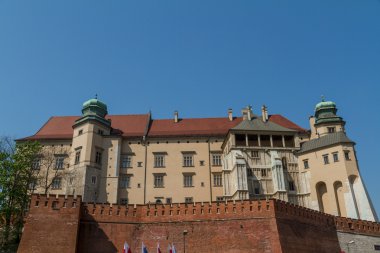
[0,1,379,214]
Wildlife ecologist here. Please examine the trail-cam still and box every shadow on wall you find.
[77,214,118,253]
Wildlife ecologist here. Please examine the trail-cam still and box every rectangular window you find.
[52,177,62,189]
[247,134,259,146]
[303,160,309,169]
[260,135,271,147]
[32,158,40,170]
[75,151,81,165]
[166,198,172,204]
[154,154,165,168]
[261,169,267,177]
[212,154,222,166]
[253,181,260,195]
[120,198,129,205]
[199,160,205,166]
[323,154,329,164]
[235,134,246,146]
[91,176,97,185]
[213,173,222,187]
[328,127,336,133]
[183,154,194,167]
[119,175,131,188]
[284,136,295,147]
[55,157,64,169]
[184,175,193,187]
[216,196,224,202]
[272,135,283,147]
[154,175,164,188]
[344,151,350,161]
[185,197,193,203]
[333,152,339,162]
[137,162,143,167]
[95,151,102,165]
[288,181,295,191]
[98,129,104,135]
[251,151,259,158]
[78,129,83,136]
[121,156,132,168]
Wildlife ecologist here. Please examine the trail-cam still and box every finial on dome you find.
[95,94,98,99]
[321,95,325,102]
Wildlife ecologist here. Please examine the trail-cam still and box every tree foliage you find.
[0,139,41,250]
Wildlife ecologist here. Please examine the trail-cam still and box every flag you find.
[157,242,161,253]
[171,244,176,253]
[123,242,132,253]
[142,242,149,253]
[168,244,172,253]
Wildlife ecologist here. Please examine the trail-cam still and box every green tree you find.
[0,139,41,250]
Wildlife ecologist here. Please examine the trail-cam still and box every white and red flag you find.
[157,242,162,253]
[171,243,176,253]
[167,244,172,253]
[123,242,132,253]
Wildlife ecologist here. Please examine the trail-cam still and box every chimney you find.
[228,108,233,121]
[174,111,179,123]
[261,105,268,122]
[242,106,253,121]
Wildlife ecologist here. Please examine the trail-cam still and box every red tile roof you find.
[147,117,243,137]
[268,114,306,132]
[19,113,305,141]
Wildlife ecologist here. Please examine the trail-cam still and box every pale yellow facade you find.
[25,98,378,222]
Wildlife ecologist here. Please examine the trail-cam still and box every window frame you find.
[183,154,194,167]
[183,174,193,187]
[119,175,131,189]
[212,154,222,166]
[154,154,165,168]
[154,174,164,188]
[333,152,339,163]
[52,177,62,190]
[323,154,329,165]
[213,173,223,187]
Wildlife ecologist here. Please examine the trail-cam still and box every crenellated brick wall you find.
[17,195,380,253]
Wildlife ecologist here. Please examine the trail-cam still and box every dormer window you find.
[328,127,336,133]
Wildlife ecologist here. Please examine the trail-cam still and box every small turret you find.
[73,96,111,128]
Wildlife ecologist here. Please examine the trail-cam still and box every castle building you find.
[19,98,378,222]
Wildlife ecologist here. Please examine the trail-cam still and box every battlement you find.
[335,216,380,236]
[81,199,276,223]
[29,194,82,214]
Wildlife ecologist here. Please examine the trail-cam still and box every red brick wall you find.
[17,195,380,253]
[17,195,81,253]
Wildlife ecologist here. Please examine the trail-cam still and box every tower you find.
[298,99,378,221]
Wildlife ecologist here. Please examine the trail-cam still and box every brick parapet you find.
[80,199,276,223]
[334,216,380,237]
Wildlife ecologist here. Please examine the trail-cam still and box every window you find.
[284,135,295,147]
[183,154,194,167]
[328,127,336,133]
[251,151,259,158]
[52,178,62,189]
[253,181,260,195]
[199,160,205,166]
[137,162,143,167]
[216,196,224,202]
[235,134,246,146]
[78,129,83,136]
[184,174,193,187]
[272,135,283,147]
[166,198,172,204]
[288,181,295,191]
[333,152,339,162]
[121,156,132,168]
[344,151,351,161]
[55,157,65,169]
[303,160,309,169]
[91,176,97,185]
[95,151,102,165]
[323,154,329,164]
[154,154,165,168]
[120,198,129,205]
[155,199,163,204]
[32,158,40,170]
[212,154,222,166]
[154,175,164,188]
[260,135,271,147]
[261,169,267,177]
[248,135,259,146]
[29,180,37,190]
[185,197,193,203]
[75,151,81,165]
[213,173,222,187]
[119,175,131,188]
[98,129,104,135]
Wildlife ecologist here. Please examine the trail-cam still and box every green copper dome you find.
[82,97,108,118]
[314,97,344,125]
[315,100,336,111]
